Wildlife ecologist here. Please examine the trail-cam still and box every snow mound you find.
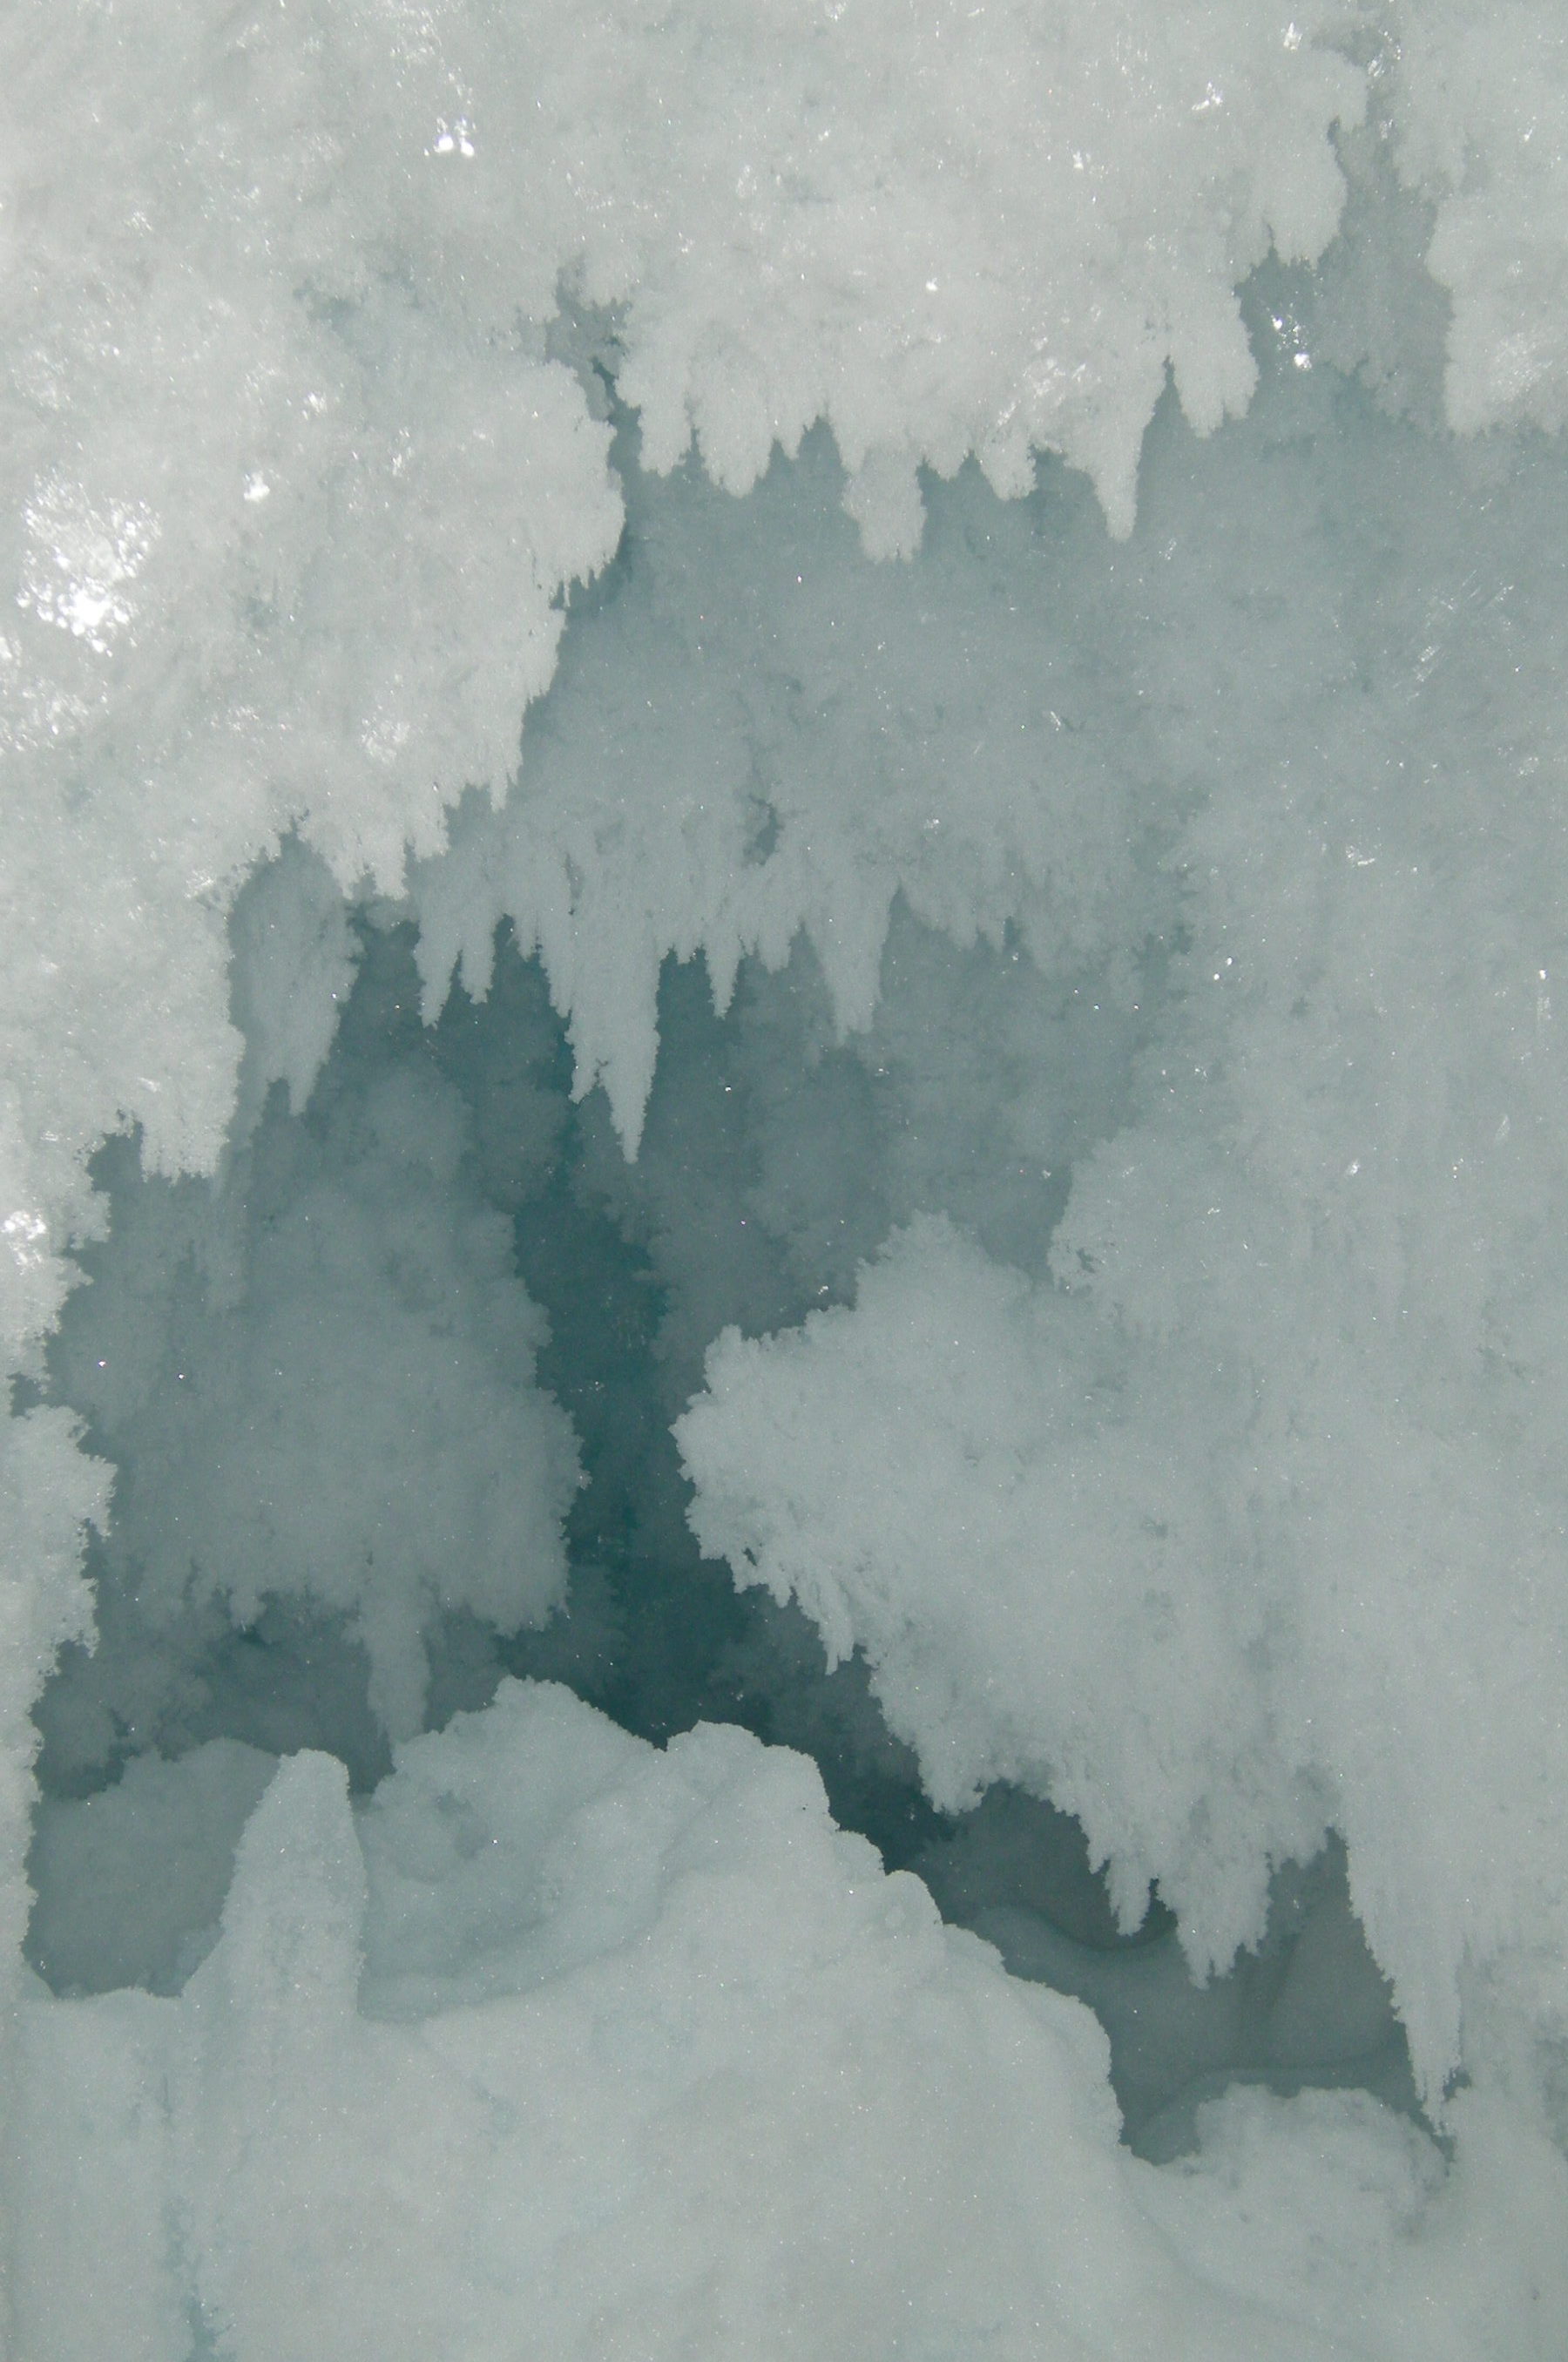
[18,1680,1559,2362]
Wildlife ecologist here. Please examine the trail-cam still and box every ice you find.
[0,1408,106,1978]
[679,1212,1282,1882]
[19,1678,1551,2362]
[228,839,363,1137]
[0,0,1365,1389]
[914,1809,1416,2156]
[40,991,579,1756]
[406,425,1159,1153]
[27,1740,279,1999]
[677,352,1568,2117]
[4,2,1568,2351]
[1395,2,1568,434]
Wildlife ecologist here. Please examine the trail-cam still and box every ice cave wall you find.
[4,3,1568,2357]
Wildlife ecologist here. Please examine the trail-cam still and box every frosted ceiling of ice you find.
[5,0,1557,1369]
